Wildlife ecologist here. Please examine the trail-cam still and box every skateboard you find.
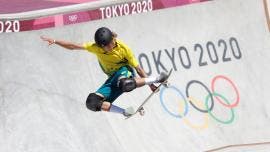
[125,69,173,119]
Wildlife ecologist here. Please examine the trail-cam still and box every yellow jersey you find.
[83,39,139,76]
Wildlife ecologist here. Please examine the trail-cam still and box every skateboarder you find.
[41,27,169,117]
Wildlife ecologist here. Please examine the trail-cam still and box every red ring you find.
[211,75,240,108]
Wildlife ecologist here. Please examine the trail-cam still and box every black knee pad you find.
[86,93,104,111]
[118,78,137,92]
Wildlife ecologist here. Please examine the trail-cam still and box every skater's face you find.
[103,38,116,52]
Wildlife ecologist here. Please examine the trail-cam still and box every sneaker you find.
[123,107,135,117]
[156,71,169,83]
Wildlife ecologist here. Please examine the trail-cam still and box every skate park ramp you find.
[1,0,270,151]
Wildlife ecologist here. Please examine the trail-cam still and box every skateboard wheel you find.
[139,110,145,116]
[164,82,170,88]
[139,107,145,116]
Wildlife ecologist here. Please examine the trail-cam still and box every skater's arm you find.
[55,39,84,50]
[134,66,148,78]
[135,66,158,91]
[40,36,84,50]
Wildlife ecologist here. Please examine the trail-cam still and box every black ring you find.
[186,80,214,113]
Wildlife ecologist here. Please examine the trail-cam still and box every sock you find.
[109,104,125,114]
[144,77,158,85]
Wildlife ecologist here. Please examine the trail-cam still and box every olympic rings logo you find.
[159,75,240,130]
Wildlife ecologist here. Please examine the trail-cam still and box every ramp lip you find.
[0,0,141,21]
[205,141,270,152]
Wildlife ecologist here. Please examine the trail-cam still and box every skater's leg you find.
[101,101,124,114]
[103,102,134,116]
[85,93,104,112]
[134,71,169,87]
[86,91,134,116]
[86,93,125,113]
[134,77,145,87]
[102,101,134,116]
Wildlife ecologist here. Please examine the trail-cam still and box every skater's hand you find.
[149,84,158,92]
[40,36,55,46]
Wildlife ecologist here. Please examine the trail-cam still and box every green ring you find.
[205,92,235,124]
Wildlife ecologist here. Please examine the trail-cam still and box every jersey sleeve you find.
[125,47,139,68]
[83,42,96,53]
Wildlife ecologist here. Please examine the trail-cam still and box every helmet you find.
[94,27,113,47]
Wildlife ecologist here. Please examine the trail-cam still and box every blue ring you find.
[159,85,189,118]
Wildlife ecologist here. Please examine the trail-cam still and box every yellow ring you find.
[181,97,209,130]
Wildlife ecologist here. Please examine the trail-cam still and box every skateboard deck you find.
[125,69,173,119]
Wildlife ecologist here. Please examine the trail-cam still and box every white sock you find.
[109,104,125,114]
[144,77,158,85]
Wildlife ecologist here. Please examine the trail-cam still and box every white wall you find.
[0,0,270,151]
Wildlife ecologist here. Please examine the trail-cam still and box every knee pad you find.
[86,93,104,111]
[118,78,137,92]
